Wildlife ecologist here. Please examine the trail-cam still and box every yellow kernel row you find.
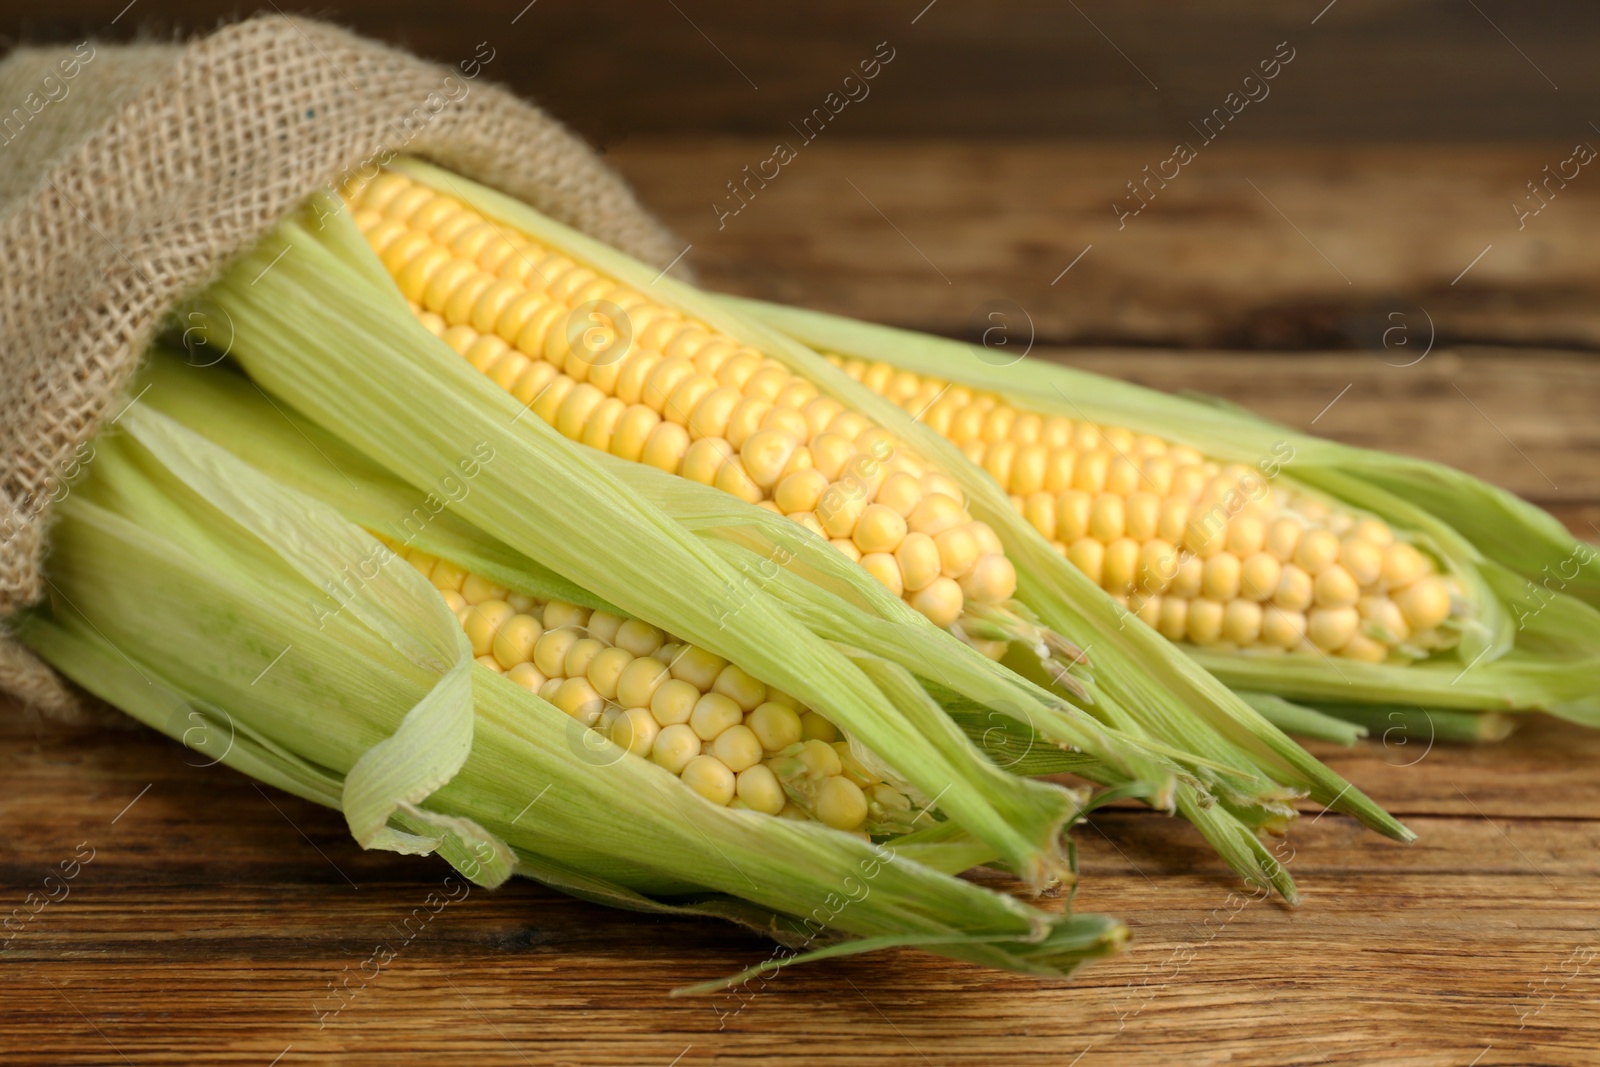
[344,170,1021,645]
[398,541,915,831]
[832,355,1464,664]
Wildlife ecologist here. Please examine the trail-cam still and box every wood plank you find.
[16,1,1600,141]
[3,707,1597,1066]
[1301,714,1600,821]
[609,139,1600,351]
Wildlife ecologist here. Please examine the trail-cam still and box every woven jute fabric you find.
[0,16,684,716]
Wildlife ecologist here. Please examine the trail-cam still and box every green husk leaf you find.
[137,351,607,612]
[1235,692,1368,747]
[92,405,513,882]
[1308,703,1520,744]
[948,708,1103,777]
[22,618,350,810]
[671,912,1128,996]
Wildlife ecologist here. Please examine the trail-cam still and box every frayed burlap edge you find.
[0,15,686,718]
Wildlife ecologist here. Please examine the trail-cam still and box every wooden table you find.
[4,142,1599,1066]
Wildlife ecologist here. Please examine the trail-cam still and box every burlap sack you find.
[0,15,685,716]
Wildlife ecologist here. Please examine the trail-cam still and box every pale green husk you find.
[732,297,1600,726]
[1234,693,1367,747]
[20,402,1130,981]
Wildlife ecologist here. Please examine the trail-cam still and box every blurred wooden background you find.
[8,1,1600,350]
[13,1,1599,141]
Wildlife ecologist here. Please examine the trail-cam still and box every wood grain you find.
[12,1,1600,141]
[609,139,1600,351]
[3,139,1599,1065]
[3,708,1597,1067]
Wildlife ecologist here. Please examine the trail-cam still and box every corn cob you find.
[343,171,1018,649]
[734,295,1600,722]
[399,541,917,832]
[830,356,1460,665]
[22,399,1131,981]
